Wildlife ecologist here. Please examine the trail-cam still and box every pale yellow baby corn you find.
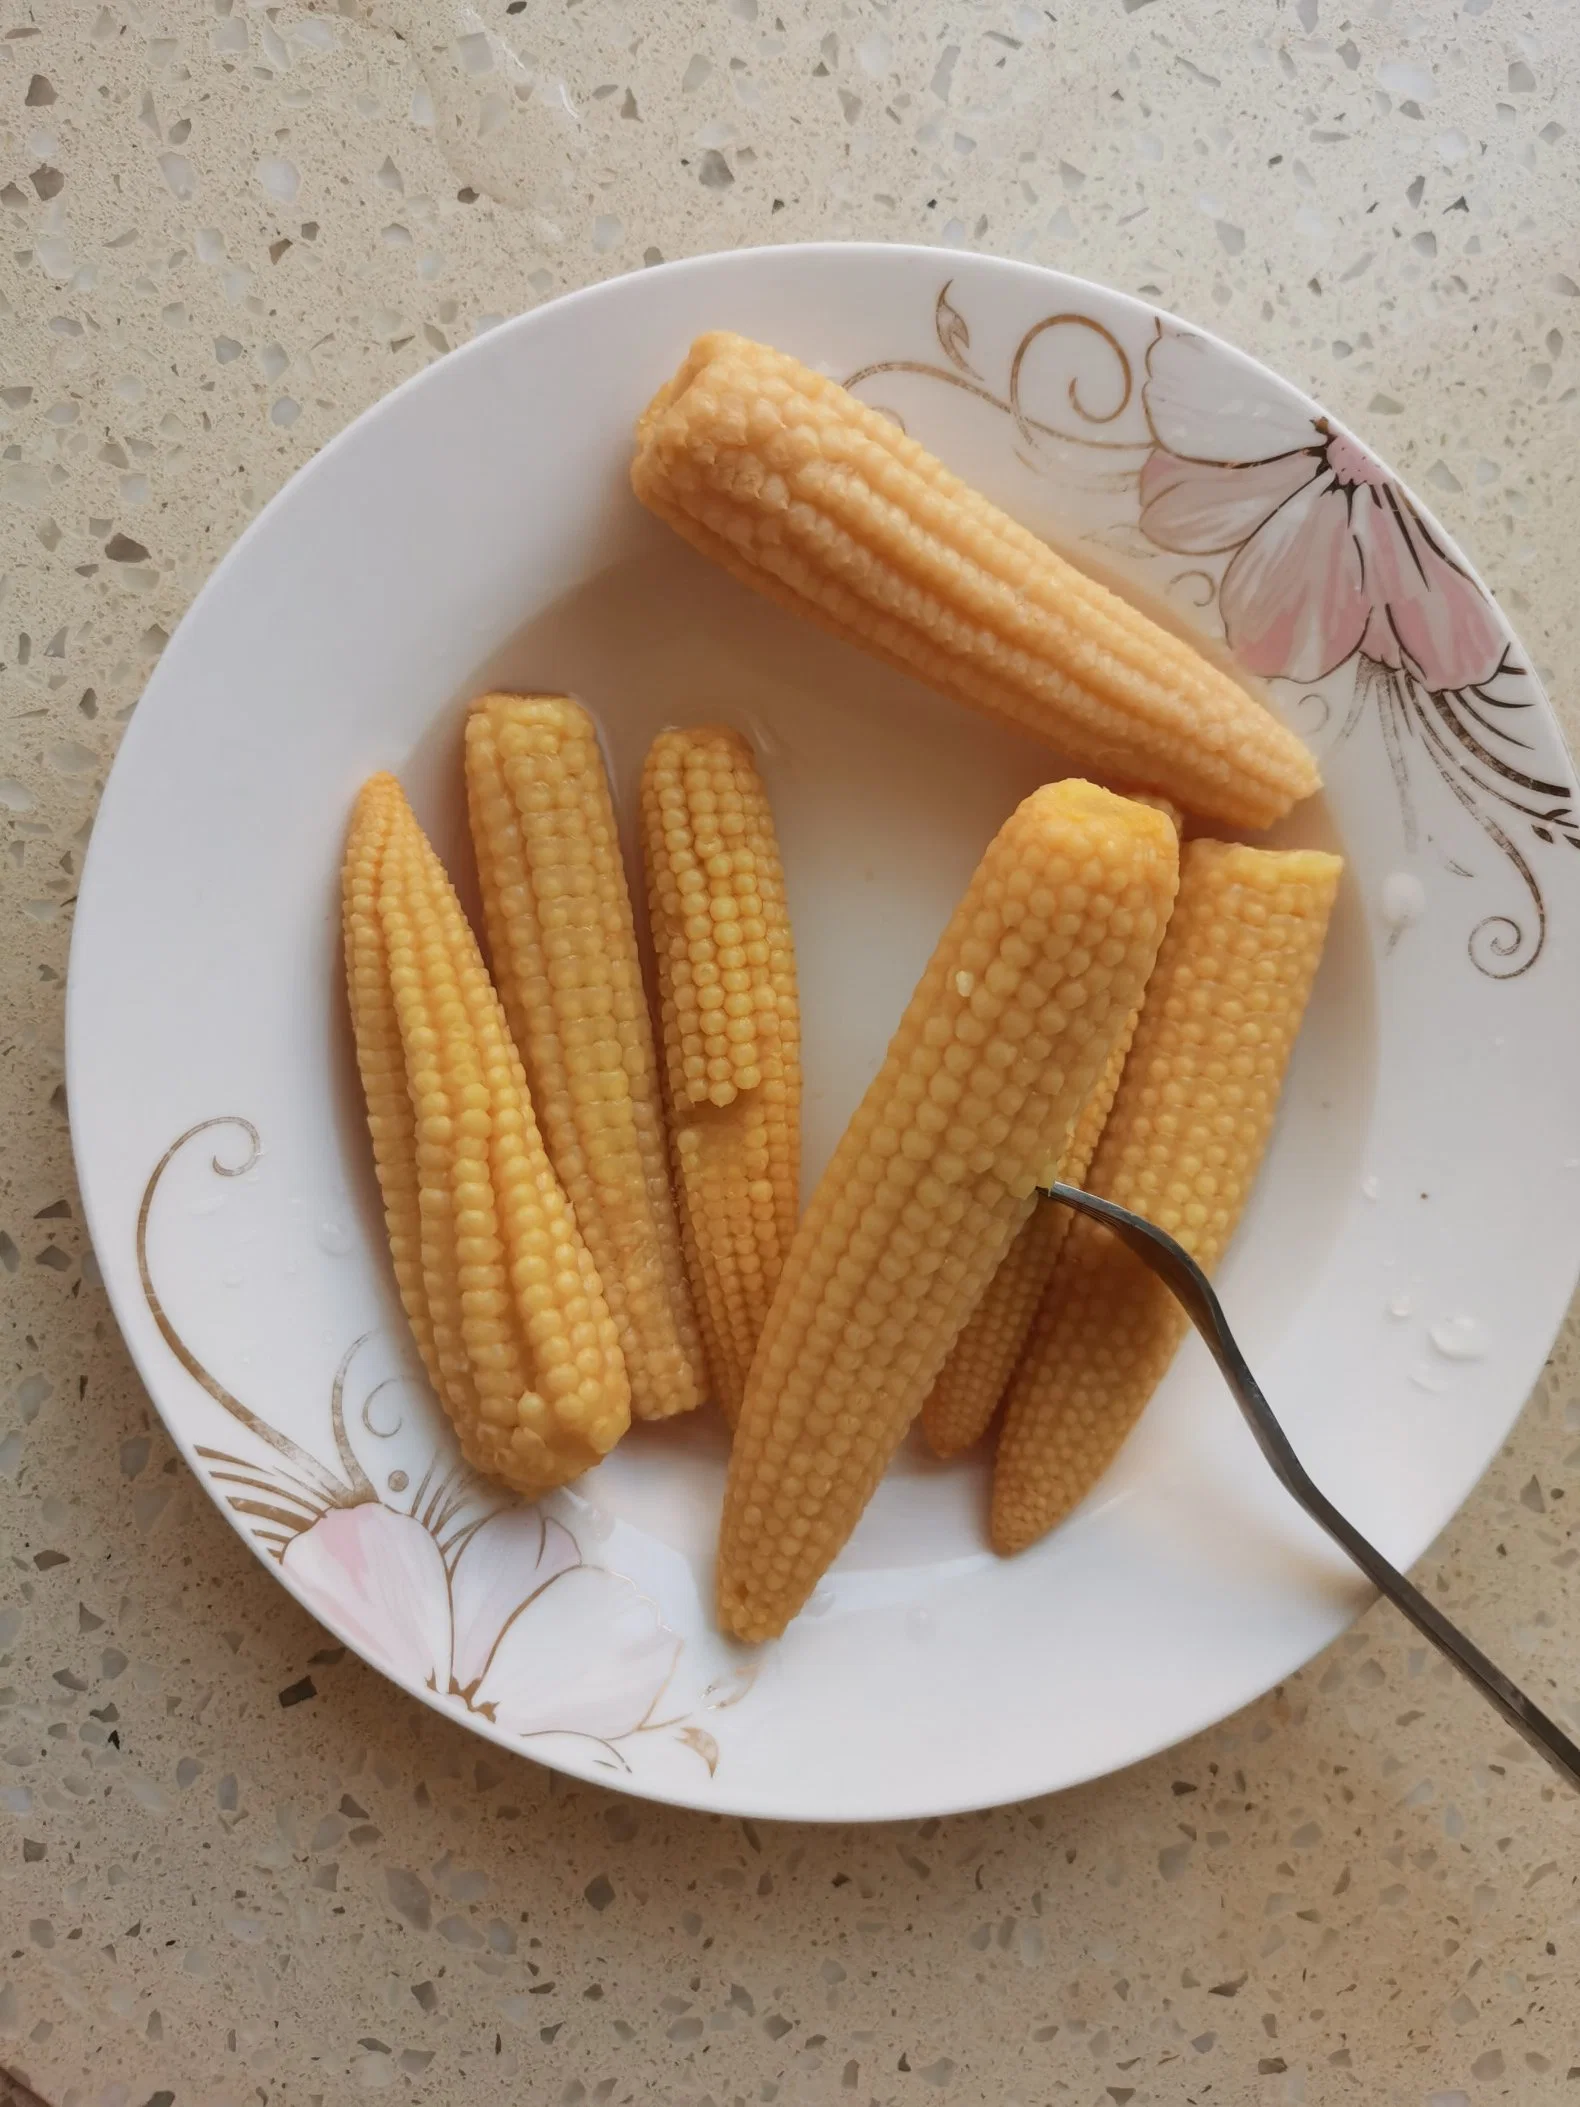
[343,774,631,1497]
[465,694,706,1421]
[918,1017,1134,1460]
[991,840,1342,1555]
[920,797,1180,1459]
[640,727,801,1422]
[717,782,1180,1642]
[632,333,1319,830]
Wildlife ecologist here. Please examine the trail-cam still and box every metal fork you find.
[1042,1182,1580,1792]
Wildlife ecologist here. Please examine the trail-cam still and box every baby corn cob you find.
[632,333,1319,830]
[991,840,1342,1555]
[919,1018,1134,1460]
[920,796,1181,1459]
[640,727,801,1423]
[717,782,1180,1642]
[343,774,631,1497]
[465,694,706,1421]
[342,772,435,1386]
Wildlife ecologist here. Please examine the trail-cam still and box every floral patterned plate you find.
[68,246,1580,1820]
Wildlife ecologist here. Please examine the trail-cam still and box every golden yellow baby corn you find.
[991,839,1342,1555]
[640,726,801,1422]
[919,1017,1134,1460]
[342,774,435,1386]
[343,774,631,1497]
[920,796,1181,1460]
[717,781,1180,1641]
[465,694,706,1421]
[632,333,1319,830]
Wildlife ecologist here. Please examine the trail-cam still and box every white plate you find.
[69,244,1580,1820]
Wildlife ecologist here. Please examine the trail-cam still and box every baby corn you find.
[991,840,1342,1554]
[632,333,1319,830]
[920,796,1180,1459]
[343,774,631,1496]
[640,727,801,1422]
[717,782,1180,1641]
[342,772,434,1385]
[465,694,705,1421]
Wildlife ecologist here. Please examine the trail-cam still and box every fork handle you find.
[1244,1402,1580,1792]
[1045,1183,1580,1793]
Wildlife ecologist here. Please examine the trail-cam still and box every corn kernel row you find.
[918,1014,1136,1460]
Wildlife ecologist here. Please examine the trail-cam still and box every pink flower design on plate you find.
[464,1561,683,1742]
[283,1503,453,1689]
[1138,329,1505,693]
[281,1496,680,1746]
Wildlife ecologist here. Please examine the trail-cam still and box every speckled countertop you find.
[4,3,1580,2102]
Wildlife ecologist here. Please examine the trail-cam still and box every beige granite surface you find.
[4,1,1580,2101]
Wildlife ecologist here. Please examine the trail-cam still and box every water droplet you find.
[221,1267,243,1288]
[1380,870,1426,930]
[1361,1173,1381,1201]
[1409,1363,1449,1394]
[576,1503,614,1543]
[804,1589,834,1618]
[1388,1293,1414,1320]
[1429,1314,1490,1362]
[317,1221,352,1255]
